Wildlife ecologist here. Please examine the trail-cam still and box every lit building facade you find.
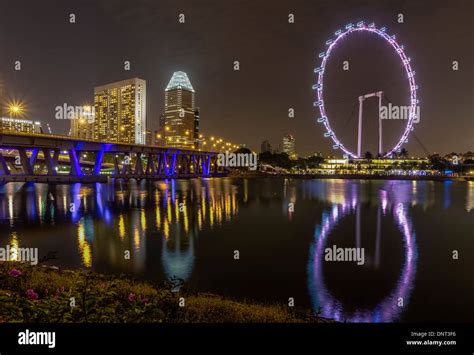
[282,134,297,159]
[94,78,146,144]
[70,105,95,140]
[0,117,42,134]
[163,71,199,149]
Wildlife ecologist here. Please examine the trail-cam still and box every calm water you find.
[0,178,472,322]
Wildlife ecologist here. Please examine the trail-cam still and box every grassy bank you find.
[0,262,330,323]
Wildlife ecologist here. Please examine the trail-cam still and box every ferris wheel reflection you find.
[308,182,418,322]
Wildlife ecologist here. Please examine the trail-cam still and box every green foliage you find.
[259,152,324,170]
[0,262,322,323]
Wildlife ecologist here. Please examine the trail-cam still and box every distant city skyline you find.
[0,0,472,156]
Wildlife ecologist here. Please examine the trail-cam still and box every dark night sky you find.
[0,0,472,156]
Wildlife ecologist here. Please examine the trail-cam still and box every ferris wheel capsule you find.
[356,21,365,27]
[317,116,327,123]
[314,100,323,107]
[314,67,323,73]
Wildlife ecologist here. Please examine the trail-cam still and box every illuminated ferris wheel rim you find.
[314,21,419,158]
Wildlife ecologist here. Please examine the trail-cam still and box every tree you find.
[364,151,373,161]
[234,147,253,155]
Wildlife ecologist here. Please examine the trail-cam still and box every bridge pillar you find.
[43,148,59,175]
[134,153,144,175]
[0,152,11,175]
[145,153,157,175]
[169,153,177,176]
[18,149,34,175]
[93,150,104,176]
[190,155,197,174]
[113,155,120,175]
[202,154,212,176]
[29,149,38,167]
[121,155,133,175]
[68,148,82,176]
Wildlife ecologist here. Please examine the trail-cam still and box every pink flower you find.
[54,286,65,298]
[26,289,39,300]
[140,296,149,304]
[128,293,136,302]
[8,268,22,278]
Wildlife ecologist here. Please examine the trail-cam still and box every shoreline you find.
[0,262,331,323]
[230,172,472,182]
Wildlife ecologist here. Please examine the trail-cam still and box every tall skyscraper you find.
[94,78,146,144]
[163,71,199,149]
[282,134,297,160]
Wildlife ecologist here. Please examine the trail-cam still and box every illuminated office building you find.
[94,78,146,144]
[70,105,95,140]
[282,134,297,160]
[163,71,199,149]
[0,117,42,134]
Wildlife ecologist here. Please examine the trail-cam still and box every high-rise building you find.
[153,114,166,146]
[70,105,95,140]
[282,134,297,159]
[94,78,146,144]
[0,117,42,134]
[261,140,272,154]
[163,71,199,149]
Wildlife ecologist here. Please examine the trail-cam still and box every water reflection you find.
[0,179,239,282]
[0,178,471,322]
[308,181,418,322]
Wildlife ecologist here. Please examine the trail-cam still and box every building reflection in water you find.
[466,182,474,212]
[308,181,418,322]
[0,179,239,283]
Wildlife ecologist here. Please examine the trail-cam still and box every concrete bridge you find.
[0,132,226,183]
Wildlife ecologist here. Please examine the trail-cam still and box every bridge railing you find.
[0,132,226,180]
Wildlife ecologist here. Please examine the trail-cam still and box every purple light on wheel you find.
[315,22,418,158]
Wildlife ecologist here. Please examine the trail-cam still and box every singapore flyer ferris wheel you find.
[314,21,419,159]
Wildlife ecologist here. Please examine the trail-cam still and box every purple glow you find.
[307,196,418,322]
[315,22,418,158]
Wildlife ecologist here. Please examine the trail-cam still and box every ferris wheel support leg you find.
[375,205,381,268]
[357,96,364,158]
[356,203,361,249]
[377,91,383,156]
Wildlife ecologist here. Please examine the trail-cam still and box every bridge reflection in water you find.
[0,179,239,282]
[0,178,470,321]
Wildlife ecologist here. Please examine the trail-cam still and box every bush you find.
[0,262,329,323]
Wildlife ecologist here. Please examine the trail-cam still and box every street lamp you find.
[7,101,25,118]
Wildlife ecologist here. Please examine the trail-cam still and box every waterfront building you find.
[94,78,146,144]
[163,71,199,149]
[282,134,297,159]
[0,117,42,134]
[70,105,95,140]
